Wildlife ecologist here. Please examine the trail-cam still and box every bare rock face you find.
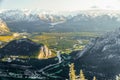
[0,19,10,34]
[38,45,53,59]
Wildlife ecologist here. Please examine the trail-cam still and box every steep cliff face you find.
[0,19,10,34]
[38,45,53,59]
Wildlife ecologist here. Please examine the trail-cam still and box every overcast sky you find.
[1,0,120,11]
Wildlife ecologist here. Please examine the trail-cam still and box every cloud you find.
[0,0,3,3]
[0,0,3,5]
[91,6,98,9]
[1,0,120,10]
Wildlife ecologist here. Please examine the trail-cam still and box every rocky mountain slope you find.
[73,28,120,80]
[38,45,52,59]
[0,19,10,34]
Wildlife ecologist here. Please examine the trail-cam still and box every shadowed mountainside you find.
[0,38,53,59]
[73,28,120,80]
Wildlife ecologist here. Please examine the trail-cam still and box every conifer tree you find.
[93,76,97,80]
[116,74,120,80]
[69,63,76,80]
[79,69,85,80]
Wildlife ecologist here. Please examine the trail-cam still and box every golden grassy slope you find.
[0,36,14,42]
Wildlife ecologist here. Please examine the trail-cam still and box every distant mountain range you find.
[0,9,66,23]
[0,9,66,33]
[55,10,120,32]
[1,9,120,32]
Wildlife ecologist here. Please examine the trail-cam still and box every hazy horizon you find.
[1,0,120,11]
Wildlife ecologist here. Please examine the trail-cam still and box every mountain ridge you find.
[1,9,120,32]
[0,38,54,59]
[73,28,120,80]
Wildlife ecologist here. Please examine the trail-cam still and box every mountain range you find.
[1,10,120,80]
[55,10,120,32]
[0,9,66,33]
[1,10,120,32]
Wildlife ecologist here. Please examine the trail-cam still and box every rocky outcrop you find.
[38,45,53,59]
[0,19,10,34]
